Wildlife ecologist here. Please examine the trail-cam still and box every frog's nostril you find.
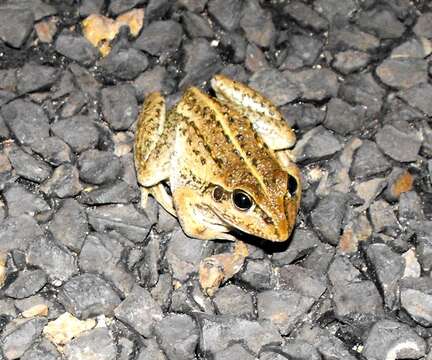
[287,174,298,196]
[212,186,224,202]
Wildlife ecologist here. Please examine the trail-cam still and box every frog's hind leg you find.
[134,92,176,215]
[211,74,296,151]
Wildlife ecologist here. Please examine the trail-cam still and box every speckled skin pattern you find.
[134,74,301,243]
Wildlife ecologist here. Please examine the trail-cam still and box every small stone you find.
[114,285,163,337]
[280,35,323,71]
[182,12,214,39]
[55,30,99,65]
[248,69,300,106]
[79,180,139,205]
[280,103,325,129]
[363,320,426,360]
[101,84,138,131]
[64,328,117,360]
[179,38,222,90]
[87,204,153,243]
[58,274,121,319]
[108,0,140,15]
[283,1,328,32]
[239,258,273,290]
[0,215,43,253]
[27,236,78,283]
[154,314,199,360]
[99,45,149,81]
[402,248,421,278]
[208,0,241,31]
[177,0,207,12]
[278,265,327,299]
[21,338,61,360]
[166,229,213,282]
[31,137,73,166]
[332,50,370,74]
[398,82,432,116]
[272,229,320,266]
[40,164,83,198]
[145,0,172,22]
[324,98,366,135]
[414,12,432,38]
[314,0,357,23]
[6,145,52,183]
[21,304,48,318]
[245,43,269,73]
[351,140,391,180]
[240,0,275,48]
[328,26,380,52]
[1,99,49,149]
[35,18,58,43]
[213,284,254,318]
[43,312,96,346]
[16,63,58,95]
[0,9,34,48]
[285,68,338,102]
[339,72,385,117]
[49,199,88,252]
[357,9,405,39]
[5,269,47,299]
[391,37,432,59]
[366,243,405,309]
[0,317,47,359]
[294,126,343,163]
[134,20,183,56]
[197,314,282,355]
[51,116,99,153]
[376,58,428,89]
[134,66,170,101]
[369,200,399,235]
[78,149,121,185]
[79,233,134,296]
[79,0,105,16]
[4,184,50,217]
[376,124,421,162]
[215,344,255,360]
[257,290,315,335]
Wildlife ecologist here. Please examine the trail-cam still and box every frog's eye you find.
[212,186,224,202]
[287,174,298,196]
[232,190,253,211]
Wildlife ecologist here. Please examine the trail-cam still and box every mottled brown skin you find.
[134,75,301,294]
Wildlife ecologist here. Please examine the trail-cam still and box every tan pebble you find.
[35,18,58,43]
[22,304,49,318]
[43,312,96,346]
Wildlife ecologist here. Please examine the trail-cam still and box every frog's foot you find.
[199,240,249,296]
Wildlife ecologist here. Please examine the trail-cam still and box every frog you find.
[134,74,301,295]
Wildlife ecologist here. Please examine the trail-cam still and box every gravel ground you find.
[0,0,432,359]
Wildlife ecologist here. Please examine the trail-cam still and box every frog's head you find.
[207,164,301,242]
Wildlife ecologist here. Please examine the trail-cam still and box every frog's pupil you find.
[288,175,298,196]
[212,186,223,201]
[233,190,253,210]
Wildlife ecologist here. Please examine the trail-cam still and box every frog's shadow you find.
[230,230,293,255]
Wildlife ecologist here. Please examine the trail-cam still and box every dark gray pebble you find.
[376,58,428,90]
[55,30,99,65]
[49,198,88,252]
[280,35,324,71]
[154,313,199,360]
[5,269,47,299]
[134,20,183,56]
[79,0,104,16]
[213,284,254,318]
[240,0,275,48]
[6,145,52,183]
[278,264,327,299]
[257,290,315,335]
[134,66,170,102]
[59,273,121,319]
[16,63,58,95]
[114,285,163,337]
[51,116,99,153]
[79,180,139,205]
[248,69,300,106]
[324,98,366,135]
[64,328,117,360]
[21,338,61,360]
[182,12,214,39]
[78,149,121,185]
[351,140,391,180]
[27,236,78,283]
[363,320,426,360]
[1,99,49,149]
[398,82,432,116]
[0,9,34,48]
[215,344,255,360]
[0,317,47,359]
[328,26,380,52]
[87,204,154,243]
[101,84,138,131]
[4,183,50,217]
[0,215,43,253]
[31,137,73,166]
[369,199,400,235]
[108,0,142,15]
[281,103,325,129]
[238,258,273,290]
[283,1,328,32]
[208,0,242,32]
[332,50,370,74]
[40,164,83,198]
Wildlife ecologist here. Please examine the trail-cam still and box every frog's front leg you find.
[134,92,176,215]
[211,74,296,151]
